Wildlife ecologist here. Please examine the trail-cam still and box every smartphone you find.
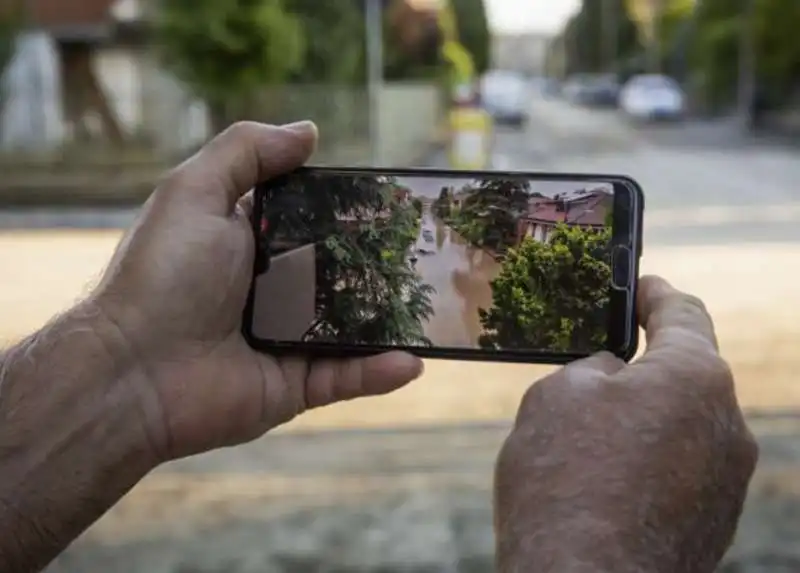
[242,167,643,364]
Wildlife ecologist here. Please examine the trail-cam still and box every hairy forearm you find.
[0,302,155,572]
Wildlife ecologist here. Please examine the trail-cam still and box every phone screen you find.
[245,168,641,363]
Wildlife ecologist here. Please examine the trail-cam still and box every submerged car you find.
[619,74,687,121]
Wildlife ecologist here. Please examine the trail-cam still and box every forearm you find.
[0,302,155,572]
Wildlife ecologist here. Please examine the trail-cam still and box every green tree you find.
[451,0,490,75]
[478,225,613,353]
[284,0,365,83]
[412,197,424,217]
[432,186,452,219]
[0,7,21,116]
[457,178,530,252]
[263,173,435,346]
[690,0,800,112]
[154,0,305,132]
[562,0,641,75]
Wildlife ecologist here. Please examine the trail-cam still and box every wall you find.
[376,81,442,167]
[0,37,443,166]
[0,32,65,151]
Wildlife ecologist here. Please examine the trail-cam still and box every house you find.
[517,188,613,244]
[0,0,209,151]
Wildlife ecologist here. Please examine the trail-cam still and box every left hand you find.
[91,121,424,462]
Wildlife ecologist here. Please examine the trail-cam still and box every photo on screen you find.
[250,171,615,354]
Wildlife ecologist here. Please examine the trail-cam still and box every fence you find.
[0,39,444,205]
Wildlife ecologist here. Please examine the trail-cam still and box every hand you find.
[91,121,424,462]
[493,276,758,573]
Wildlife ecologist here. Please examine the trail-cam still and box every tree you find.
[412,197,424,217]
[284,0,365,83]
[154,0,305,132]
[451,0,490,75]
[432,186,452,219]
[0,6,21,121]
[561,0,641,75]
[478,225,613,353]
[456,178,530,252]
[262,173,435,346]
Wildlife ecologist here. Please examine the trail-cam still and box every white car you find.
[480,71,529,127]
[619,74,686,121]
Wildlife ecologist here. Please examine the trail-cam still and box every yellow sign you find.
[448,107,492,170]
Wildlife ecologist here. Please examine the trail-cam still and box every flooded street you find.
[412,208,501,347]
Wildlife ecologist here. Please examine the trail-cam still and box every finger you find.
[236,189,255,222]
[636,274,719,359]
[516,352,624,421]
[566,351,626,378]
[303,351,425,409]
[169,121,317,216]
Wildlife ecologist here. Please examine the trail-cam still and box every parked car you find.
[562,74,594,104]
[619,74,687,121]
[584,74,620,107]
[564,74,620,107]
[480,70,529,128]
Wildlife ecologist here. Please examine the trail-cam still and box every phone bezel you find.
[242,166,644,364]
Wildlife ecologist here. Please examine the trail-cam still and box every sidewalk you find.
[1,230,798,425]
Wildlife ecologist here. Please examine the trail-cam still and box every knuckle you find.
[681,292,712,321]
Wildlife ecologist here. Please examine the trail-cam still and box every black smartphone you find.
[242,167,644,364]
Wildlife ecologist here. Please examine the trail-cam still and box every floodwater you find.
[412,208,502,347]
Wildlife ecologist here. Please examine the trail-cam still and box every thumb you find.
[168,121,318,216]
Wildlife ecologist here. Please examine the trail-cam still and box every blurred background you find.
[0,0,798,571]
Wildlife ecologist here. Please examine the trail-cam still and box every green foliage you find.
[560,0,641,74]
[263,174,435,346]
[478,225,613,353]
[690,0,800,110]
[451,178,530,252]
[412,197,424,217]
[154,0,305,115]
[432,186,452,219]
[0,9,20,85]
[284,0,365,83]
[451,0,490,75]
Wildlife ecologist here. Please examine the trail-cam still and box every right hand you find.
[494,276,758,573]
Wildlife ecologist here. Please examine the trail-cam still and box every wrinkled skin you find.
[494,276,758,573]
[91,121,425,461]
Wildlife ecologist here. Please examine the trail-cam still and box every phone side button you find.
[610,245,632,289]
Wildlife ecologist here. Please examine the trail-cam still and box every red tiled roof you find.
[523,189,612,226]
[566,191,612,226]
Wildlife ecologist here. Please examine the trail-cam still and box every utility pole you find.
[366,0,384,166]
[642,0,663,73]
[736,0,756,131]
[603,0,619,72]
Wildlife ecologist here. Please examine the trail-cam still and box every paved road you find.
[2,100,798,248]
[497,97,800,246]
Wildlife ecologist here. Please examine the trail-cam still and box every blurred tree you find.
[412,197,424,216]
[154,0,305,132]
[384,0,443,80]
[432,186,452,219]
[451,0,490,75]
[562,0,640,75]
[478,225,612,353]
[691,0,800,112]
[284,0,365,83]
[263,173,435,346]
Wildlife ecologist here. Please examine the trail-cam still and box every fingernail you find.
[282,120,317,134]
